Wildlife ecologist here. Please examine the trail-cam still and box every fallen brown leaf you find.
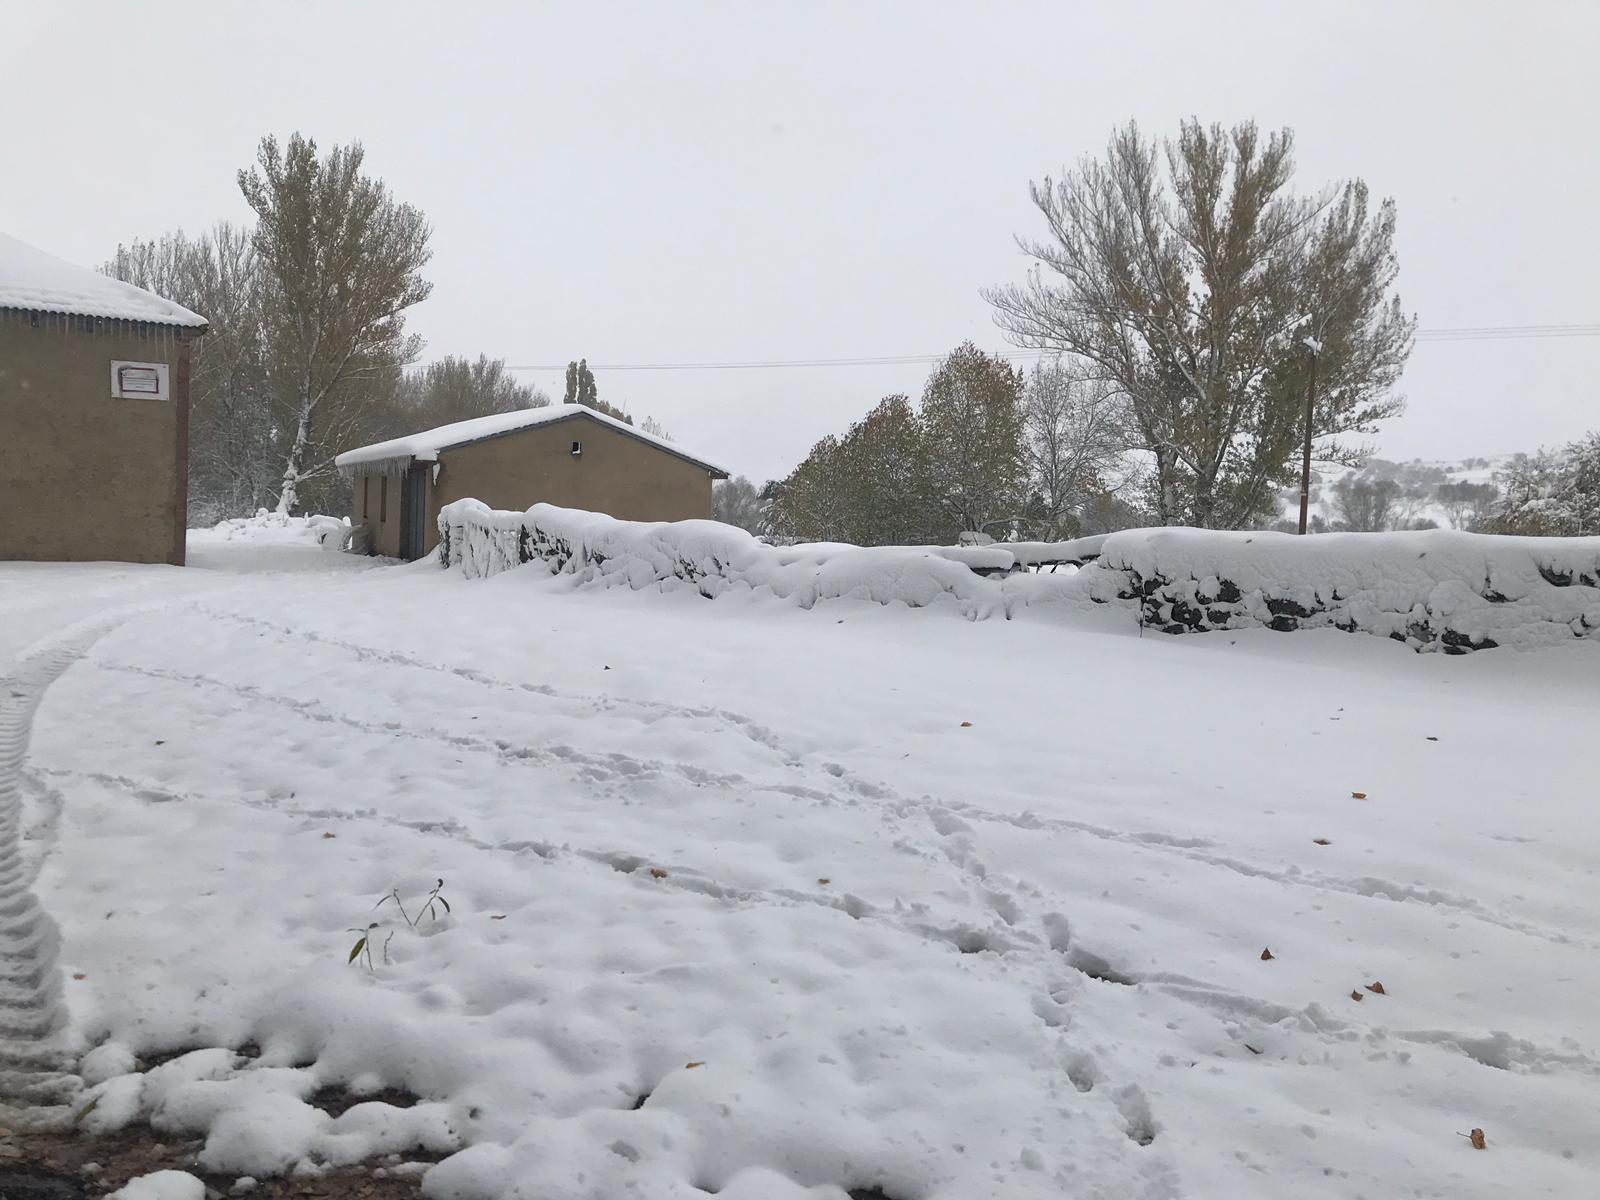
[1260,947,1275,961]
[960,721,973,728]
[818,878,831,885]
[1313,838,1331,845]
[649,868,668,879]
[1351,791,1367,800]
[490,914,508,920]
[685,1061,705,1069]
[1469,1128,1487,1150]
[1366,981,1386,995]
[1350,989,1364,1002]
[1244,1044,1262,1055]
[72,973,85,981]
[321,832,337,839]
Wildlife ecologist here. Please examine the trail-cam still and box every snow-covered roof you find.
[0,232,208,328]
[335,403,730,477]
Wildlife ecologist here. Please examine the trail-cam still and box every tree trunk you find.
[1296,349,1319,534]
[1193,475,1217,529]
[276,400,313,515]
[1153,445,1180,525]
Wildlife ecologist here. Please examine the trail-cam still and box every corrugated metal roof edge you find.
[340,408,731,479]
[0,302,209,331]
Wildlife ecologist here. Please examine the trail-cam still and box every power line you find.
[497,323,1600,372]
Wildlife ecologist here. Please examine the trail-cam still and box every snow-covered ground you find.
[1,522,1596,1199]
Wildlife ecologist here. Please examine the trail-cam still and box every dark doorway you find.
[400,467,429,561]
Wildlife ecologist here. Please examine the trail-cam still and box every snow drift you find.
[436,500,1600,652]
[196,510,350,551]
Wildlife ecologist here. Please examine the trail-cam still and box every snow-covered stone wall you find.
[437,500,1600,652]
[436,500,1085,620]
[1089,527,1600,653]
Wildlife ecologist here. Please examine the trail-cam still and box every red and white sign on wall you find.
[111,360,170,400]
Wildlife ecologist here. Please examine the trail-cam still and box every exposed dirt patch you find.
[0,1123,431,1198]
[306,1086,420,1120]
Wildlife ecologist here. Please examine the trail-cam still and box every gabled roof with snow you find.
[335,403,730,477]
[0,232,208,328]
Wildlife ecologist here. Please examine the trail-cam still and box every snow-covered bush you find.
[1486,433,1600,536]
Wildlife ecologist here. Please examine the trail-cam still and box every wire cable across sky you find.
[497,323,1600,372]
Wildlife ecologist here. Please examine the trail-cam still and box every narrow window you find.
[571,440,583,457]
[362,476,369,520]
[380,476,388,522]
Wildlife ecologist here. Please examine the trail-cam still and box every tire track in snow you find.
[0,622,130,1121]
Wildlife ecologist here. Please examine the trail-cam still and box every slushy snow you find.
[1,525,1595,1198]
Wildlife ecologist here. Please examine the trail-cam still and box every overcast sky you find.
[4,1,1595,482]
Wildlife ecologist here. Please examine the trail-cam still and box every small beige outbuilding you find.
[0,233,208,564]
[335,404,729,560]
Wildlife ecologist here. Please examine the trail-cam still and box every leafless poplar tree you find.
[986,119,1415,528]
[238,134,432,514]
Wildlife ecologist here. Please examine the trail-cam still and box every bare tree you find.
[1020,359,1131,537]
[986,119,1415,528]
[106,223,278,522]
[390,355,545,428]
[1435,480,1499,530]
[239,133,432,513]
[712,475,765,533]
[1330,475,1401,532]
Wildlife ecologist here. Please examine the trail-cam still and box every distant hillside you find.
[1273,454,1519,532]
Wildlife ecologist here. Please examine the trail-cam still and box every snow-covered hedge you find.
[1090,527,1600,652]
[437,500,1600,652]
[437,500,1083,619]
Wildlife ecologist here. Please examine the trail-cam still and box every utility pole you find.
[1296,338,1319,535]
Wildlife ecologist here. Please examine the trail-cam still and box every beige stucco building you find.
[1,233,207,565]
[335,405,729,560]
